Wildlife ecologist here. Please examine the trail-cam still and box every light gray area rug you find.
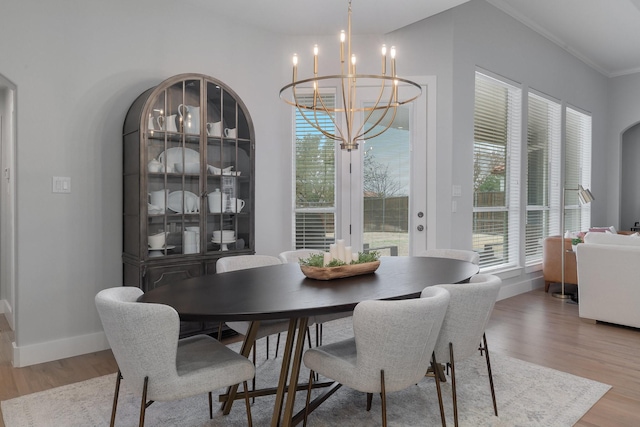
[2,320,611,427]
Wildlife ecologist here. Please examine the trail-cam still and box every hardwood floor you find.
[0,284,639,426]
[487,283,640,427]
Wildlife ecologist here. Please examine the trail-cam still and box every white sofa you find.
[576,232,640,328]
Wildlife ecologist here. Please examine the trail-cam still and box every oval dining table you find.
[138,255,479,426]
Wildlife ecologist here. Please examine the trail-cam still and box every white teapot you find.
[148,158,162,173]
[207,188,228,213]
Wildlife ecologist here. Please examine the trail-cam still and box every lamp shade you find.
[578,185,594,204]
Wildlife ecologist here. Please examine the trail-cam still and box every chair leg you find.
[483,333,498,416]
[366,393,373,411]
[242,381,253,427]
[431,353,447,427]
[303,369,315,427]
[251,342,257,403]
[208,392,213,419]
[139,376,149,427]
[380,370,387,427]
[276,333,281,357]
[266,335,270,360]
[449,343,458,427]
[315,324,320,347]
[306,327,312,349]
[110,370,122,427]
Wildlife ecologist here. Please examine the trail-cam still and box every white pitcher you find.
[156,115,178,132]
[178,104,200,134]
[148,189,169,210]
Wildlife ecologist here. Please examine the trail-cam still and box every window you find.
[563,107,592,232]
[473,72,522,269]
[525,92,561,264]
[293,91,336,249]
[472,70,592,271]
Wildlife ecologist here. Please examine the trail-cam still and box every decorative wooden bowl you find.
[300,260,381,280]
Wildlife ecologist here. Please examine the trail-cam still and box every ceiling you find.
[199,0,640,78]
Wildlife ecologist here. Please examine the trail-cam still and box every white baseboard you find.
[498,276,544,301]
[12,331,110,368]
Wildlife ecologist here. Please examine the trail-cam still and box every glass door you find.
[342,79,430,256]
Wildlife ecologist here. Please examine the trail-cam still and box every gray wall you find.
[608,72,640,229]
[387,0,613,295]
[397,0,611,250]
[0,0,289,365]
[621,124,640,230]
[0,0,637,365]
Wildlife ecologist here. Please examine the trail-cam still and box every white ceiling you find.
[199,0,640,78]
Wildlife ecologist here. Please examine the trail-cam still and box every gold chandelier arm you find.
[340,73,353,147]
[313,89,346,142]
[291,83,343,142]
[280,75,421,150]
[352,76,395,141]
[298,106,343,142]
[356,104,399,142]
[281,75,421,112]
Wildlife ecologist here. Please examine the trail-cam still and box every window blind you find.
[564,107,592,232]
[294,91,337,250]
[525,92,561,264]
[473,72,521,269]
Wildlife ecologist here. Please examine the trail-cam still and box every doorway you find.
[621,121,640,231]
[0,73,17,331]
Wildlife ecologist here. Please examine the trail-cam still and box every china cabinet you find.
[122,73,255,334]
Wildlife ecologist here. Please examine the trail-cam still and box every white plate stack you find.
[212,230,236,251]
[212,230,236,244]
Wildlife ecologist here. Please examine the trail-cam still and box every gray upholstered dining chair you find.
[216,255,291,360]
[431,273,502,427]
[278,249,324,263]
[418,248,480,265]
[302,287,451,427]
[278,248,352,347]
[95,286,254,427]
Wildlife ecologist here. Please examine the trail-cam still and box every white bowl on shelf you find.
[174,162,199,173]
[208,165,234,175]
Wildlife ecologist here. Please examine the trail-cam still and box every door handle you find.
[417,225,424,232]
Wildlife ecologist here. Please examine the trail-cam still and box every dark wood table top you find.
[138,256,479,321]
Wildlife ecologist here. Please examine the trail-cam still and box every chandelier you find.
[279,0,422,151]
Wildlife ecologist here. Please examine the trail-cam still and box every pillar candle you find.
[329,244,338,260]
[344,246,352,263]
[336,239,345,262]
[323,252,331,266]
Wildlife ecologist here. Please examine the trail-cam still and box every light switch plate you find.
[52,176,71,193]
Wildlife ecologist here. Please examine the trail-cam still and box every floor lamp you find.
[552,184,594,299]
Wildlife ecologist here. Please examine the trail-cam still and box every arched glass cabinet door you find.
[123,73,254,280]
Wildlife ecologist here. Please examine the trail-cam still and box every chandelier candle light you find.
[280,0,422,151]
